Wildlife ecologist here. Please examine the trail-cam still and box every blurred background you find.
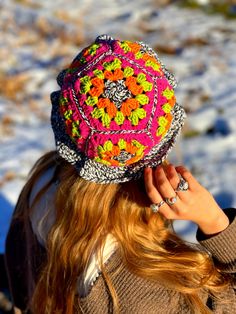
[1,0,236,312]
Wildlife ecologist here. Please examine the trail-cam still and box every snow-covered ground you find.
[0,0,236,252]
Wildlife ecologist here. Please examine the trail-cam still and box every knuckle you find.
[179,207,188,215]
[183,170,192,178]
[178,168,192,180]
[170,176,179,185]
[168,164,176,173]
[147,191,159,201]
[145,186,154,196]
[155,176,166,186]
[167,169,177,180]
[163,212,173,219]
[149,192,156,200]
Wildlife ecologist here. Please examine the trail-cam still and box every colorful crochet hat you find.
[51,35,186,184]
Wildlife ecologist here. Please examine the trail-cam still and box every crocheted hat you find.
[51,35,186,184]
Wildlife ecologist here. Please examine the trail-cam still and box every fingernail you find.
[162,160,169,166]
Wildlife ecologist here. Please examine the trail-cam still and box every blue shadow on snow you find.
[0,194,14,254]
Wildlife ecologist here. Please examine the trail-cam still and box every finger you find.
[144,167,154,195]
[153,166,188,214]
[157,205,179,220]
[175,166,200,191]
[164,164,180,191]
[163,164,192,203]
[144,167,183,219]
[153,166,176,199]
[144,167,163,203]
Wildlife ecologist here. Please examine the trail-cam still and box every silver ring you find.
[175,175,189,192]
[150,201,165,213]
[165,195,178,206]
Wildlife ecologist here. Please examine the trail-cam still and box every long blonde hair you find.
[16,151,230,313]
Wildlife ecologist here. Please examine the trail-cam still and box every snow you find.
[0,0,236,253]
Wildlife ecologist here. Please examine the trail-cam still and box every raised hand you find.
[144,164,229,236]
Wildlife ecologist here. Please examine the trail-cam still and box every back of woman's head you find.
[27,36,229,313]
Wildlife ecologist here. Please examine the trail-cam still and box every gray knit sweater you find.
[77,212,236,313]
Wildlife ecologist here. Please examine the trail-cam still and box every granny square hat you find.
[51,35,186,184]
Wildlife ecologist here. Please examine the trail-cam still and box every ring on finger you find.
[175,175,189,192]
[150,201,165,213]
[165,194,178,206]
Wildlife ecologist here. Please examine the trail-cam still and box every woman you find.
[5,35,236,314]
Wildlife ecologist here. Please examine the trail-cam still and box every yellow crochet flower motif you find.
[156,87,176,138]
[119,40,163,74]
[59,96,81,142]
[95,139,147,166]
